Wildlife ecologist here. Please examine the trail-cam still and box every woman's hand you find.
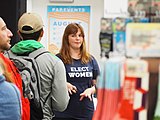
[67,82,77,95]
[79,86,96,101]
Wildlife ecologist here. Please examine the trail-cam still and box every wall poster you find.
[47,6,90,54]
[126,23,160,57]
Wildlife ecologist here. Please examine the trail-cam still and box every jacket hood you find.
[11,40,43,55]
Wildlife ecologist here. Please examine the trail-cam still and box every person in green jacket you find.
[10,12,70,120]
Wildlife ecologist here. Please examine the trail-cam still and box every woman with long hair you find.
[53,23,100,120]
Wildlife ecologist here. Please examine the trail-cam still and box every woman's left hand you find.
[79,86,95,101]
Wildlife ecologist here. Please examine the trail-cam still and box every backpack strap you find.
[4,50,15,59]
[28,48,51,106]
[4,48,49,61]
[29,47,50,59]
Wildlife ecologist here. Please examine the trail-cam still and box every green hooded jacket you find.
[11,40,43,55]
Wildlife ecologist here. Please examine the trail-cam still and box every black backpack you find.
[5,48,49,120]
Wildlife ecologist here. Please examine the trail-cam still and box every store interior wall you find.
[104,0,128,18]
[28,1,159,120]
[27,0,104,62]
[0,0,158,119]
